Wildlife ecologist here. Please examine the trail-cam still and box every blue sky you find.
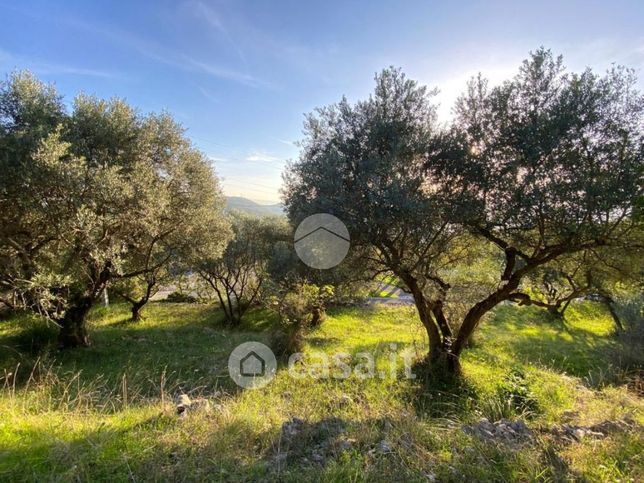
[1,0,643,203]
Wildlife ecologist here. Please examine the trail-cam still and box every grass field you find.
[0,301,642,481]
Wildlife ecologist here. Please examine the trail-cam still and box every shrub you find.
[614,318,644,370]
[164,292,198,304]
[269,283,333,356]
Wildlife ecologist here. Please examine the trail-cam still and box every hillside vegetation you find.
[1,302,641,481]
[226,196,285,217]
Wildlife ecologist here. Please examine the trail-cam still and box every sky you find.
[1,0,643,204]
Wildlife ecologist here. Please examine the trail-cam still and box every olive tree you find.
[518,245,642,329]
[198,213,287,325]
[284,50,642,374]
[109,113,229,322]
[0,72,229,347]
[447,49,642,359]
[0,72,66,315]
[284,67,471,370]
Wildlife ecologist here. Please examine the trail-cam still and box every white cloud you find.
[189,0,249,68]
[245,151,283,163]
[185,57,270,89]
[61,15,270,89]
[275,138,297,147]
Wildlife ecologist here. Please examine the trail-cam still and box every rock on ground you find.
[273,417,350,467]
[175,393,212,417]
[462,418,533,447]
[462,416,641,447]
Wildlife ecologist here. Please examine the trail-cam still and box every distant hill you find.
[225,196,284,217]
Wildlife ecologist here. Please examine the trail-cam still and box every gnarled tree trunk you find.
[57,262,112,348]
[130,279,156,322]
[58,296,93,348]
[400,273,461,376]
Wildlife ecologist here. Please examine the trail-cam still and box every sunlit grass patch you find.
[0,300,641,481]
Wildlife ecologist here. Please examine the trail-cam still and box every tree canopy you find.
[284,49,643,373]
[197,212,287,325]
[0,71,229,347]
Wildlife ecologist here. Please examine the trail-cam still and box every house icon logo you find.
[228,342,276,389]
[294,213,350,269]
[240,350,265,377]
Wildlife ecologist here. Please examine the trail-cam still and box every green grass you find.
[368,288,399,298]
[0,301,641,481]
[368,273,405,298]
[380,274,404,290]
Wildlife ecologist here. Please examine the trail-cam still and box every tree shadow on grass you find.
[306,335,343,349]
[0,302,281,400]
[408,365,481,421]
[290,337,483,422]
[0,313,59,375]
[479,305,618,382]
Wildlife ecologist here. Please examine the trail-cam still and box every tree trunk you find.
[130,280,155,322]
[600,295,624,331]
[310,306,326,327]
[453,270,522,357]
[131,300,146,322]
[58,297,93,348]
[229,294,242,326]
[409,285,443,357]
[428,348,462,376]
[224,285,239,325]
[399,274,459,375]
[559,298,572,317]
[548,305,564,319]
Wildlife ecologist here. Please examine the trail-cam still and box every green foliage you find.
[284,50,643,369]
[0,71,229,345]
[283,65,470,360]
[612,295,644,376]
[1,50,642,482]
[198,213,288,325]
[269,282,334,355]
[496,369,541,418]
[164,291,199,304]
[454,50,643,241]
